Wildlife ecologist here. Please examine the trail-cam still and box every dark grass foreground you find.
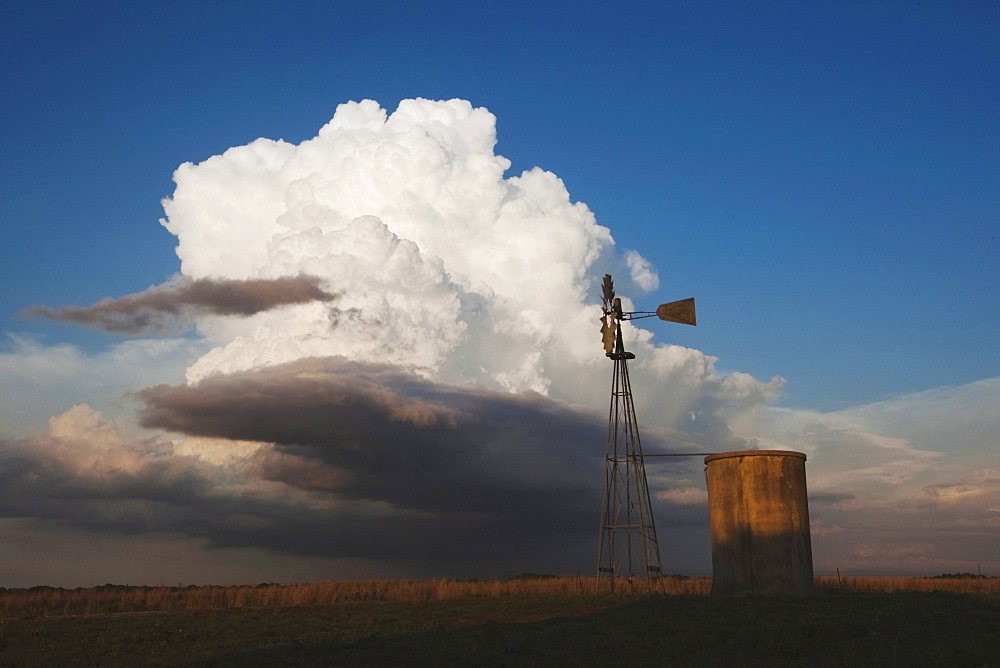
[3,589,998,666]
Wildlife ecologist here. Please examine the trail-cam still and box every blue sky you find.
[0,2,997,585]
[4,0,996,408]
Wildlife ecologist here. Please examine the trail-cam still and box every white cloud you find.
[159,99,777,421]
[625,250,659,292]
[33,404,151,474]
[844,378,1000,464]
[0,334,206,437]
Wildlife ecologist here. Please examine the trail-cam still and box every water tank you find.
[704,450,813,595]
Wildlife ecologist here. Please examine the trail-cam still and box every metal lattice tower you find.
[596,274,696,590]
[597,341,662,587]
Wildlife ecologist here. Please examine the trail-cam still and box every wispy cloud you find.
[0,334,207,437]
[745,381,1000,575]
[23,275,338,335]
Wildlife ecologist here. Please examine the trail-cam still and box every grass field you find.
[2,576,997,666]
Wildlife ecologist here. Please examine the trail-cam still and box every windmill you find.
[596,274,696,590]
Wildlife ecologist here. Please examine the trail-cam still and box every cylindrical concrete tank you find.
[704,450,813,595]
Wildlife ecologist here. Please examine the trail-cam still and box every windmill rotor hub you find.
[597,274,696,357]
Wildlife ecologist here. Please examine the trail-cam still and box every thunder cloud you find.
[0,99,788,578]
[1,359,617,573]
[5,98,992,582]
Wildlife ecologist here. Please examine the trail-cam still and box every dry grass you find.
[2,574,995,620]
[815,574,1000,594]
[3,576,999,665]
[0,575,705,619]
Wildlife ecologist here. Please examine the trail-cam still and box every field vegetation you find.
[1,575,997,665]
[2,574,689,618]
[4,574,996,619]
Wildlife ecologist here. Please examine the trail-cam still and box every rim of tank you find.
[704,449,806,464]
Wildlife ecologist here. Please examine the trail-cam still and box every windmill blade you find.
[656,298,696,326]
[599,315,616,353]
[602,274,615,306]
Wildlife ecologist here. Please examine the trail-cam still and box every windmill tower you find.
[596,274,696,590]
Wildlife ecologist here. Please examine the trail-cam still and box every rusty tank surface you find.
[704,450,814,595]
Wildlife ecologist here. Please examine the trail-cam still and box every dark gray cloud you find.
[0,358,721,576]
[136,357,604,518]
[23,275,338,334]
[2,359,660,575]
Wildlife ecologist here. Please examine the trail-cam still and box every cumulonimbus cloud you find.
[27,98,994,580]
[23,274,338,334]
[135,357,607,516]
[1,358,639,573]
[1,99,782,580]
